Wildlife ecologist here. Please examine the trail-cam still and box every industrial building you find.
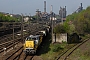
[73,3,83,13]
[59,6,67,21]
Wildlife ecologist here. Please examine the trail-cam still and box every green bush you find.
[54,24,67,33]
[51,44,64,52]
[0,13,19,22]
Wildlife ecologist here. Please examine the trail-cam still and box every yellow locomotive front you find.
[23,35,42,54]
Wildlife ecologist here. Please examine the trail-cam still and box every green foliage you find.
[51,43,64,52]
[32,15,39,20]
[63,21,76,34]
[54,24,67,33]
[54,21,75,34]
[66,6,90,34]
[0,13,19,22]
[54,6,90,35]
[69,24,75,34]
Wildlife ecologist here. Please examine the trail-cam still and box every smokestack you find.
[65,6,66,10]
[44,1,46,13]
[50,5,53,13]
[81,3,83,10]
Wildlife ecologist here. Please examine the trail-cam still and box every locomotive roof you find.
[29,35,40,38]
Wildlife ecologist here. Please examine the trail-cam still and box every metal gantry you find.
[50,5,54,43]
[21,13,24,43]
[29,13,31,35]
[13,22,15,48]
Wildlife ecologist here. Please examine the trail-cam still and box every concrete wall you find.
[52,33,67,43]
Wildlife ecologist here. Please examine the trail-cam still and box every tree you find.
[66,6,90,34]
[54,24,67,33]
[0,13,19,22]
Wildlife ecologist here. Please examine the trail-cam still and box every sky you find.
[0,0,90,16]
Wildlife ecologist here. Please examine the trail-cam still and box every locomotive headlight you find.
[35,40,38,44]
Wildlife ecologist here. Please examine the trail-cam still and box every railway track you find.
[0,40,20,53]
[0,34,22,53]
[0,33,20,44]
[0,32,30,54]
[2,43,35,60]
[6,47,23,60]
[0,22,49,60]
[56,39,89,60]
[0,23,47,43]
[0,23,45,48]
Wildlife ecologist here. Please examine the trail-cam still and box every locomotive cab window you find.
[32,37,39,40]
[26,37,32,41]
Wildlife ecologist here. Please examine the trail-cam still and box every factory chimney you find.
[65,6,66,11]
[44,1,46,13]
[50,5,53,14]
[81,3,83,10]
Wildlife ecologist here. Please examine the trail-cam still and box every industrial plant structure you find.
[59,6,67,21]
[36,1,49,20]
